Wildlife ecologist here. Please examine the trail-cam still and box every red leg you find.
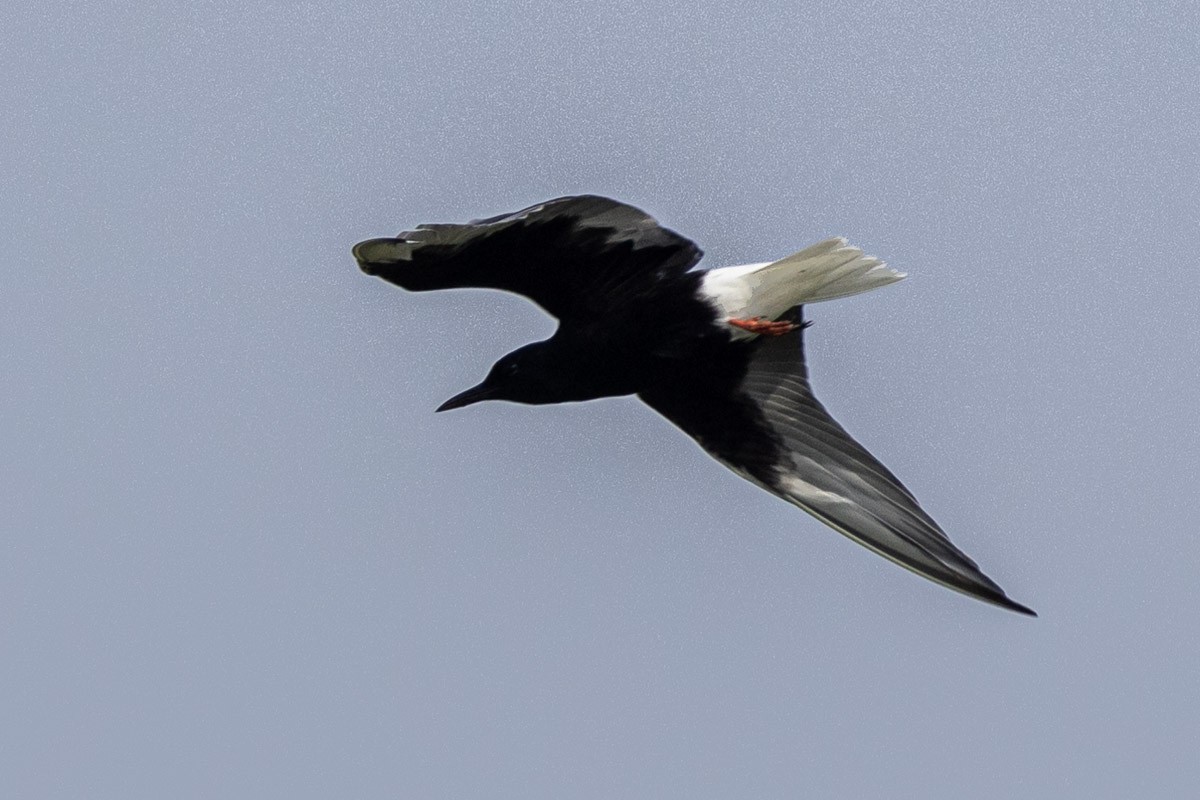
[727,317,801,336]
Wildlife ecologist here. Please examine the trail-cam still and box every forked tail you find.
[700,238,905,332]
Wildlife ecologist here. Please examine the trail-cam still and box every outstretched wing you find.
[353,195,703,322]
[640,308,1035,615]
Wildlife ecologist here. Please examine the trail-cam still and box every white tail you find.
[700,238,904,336]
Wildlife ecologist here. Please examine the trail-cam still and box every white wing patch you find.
[779,474,857,507]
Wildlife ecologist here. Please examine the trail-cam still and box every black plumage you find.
[353,195,1035,616]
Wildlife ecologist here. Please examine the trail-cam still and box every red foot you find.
[727,317,800,336]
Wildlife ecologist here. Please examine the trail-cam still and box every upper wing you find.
[640,308,1035,615]
[352,195,703,322]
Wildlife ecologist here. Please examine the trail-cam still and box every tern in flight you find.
[353,195,1034,615]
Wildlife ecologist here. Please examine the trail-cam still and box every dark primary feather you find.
[642,307,1036,616]
[353,195,703,322]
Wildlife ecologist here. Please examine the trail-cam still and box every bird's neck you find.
[533,332,651,403]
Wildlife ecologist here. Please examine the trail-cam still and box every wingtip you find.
[995,595,1038,617]
[352,237,413,273]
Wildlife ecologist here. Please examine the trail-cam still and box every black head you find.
[436,342,562,412]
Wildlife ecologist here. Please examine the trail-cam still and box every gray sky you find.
[3,1,1198,797]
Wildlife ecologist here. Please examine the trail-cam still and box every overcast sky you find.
[3,1,1199,797]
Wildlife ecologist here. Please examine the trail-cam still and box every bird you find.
[353,195,1035,616]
